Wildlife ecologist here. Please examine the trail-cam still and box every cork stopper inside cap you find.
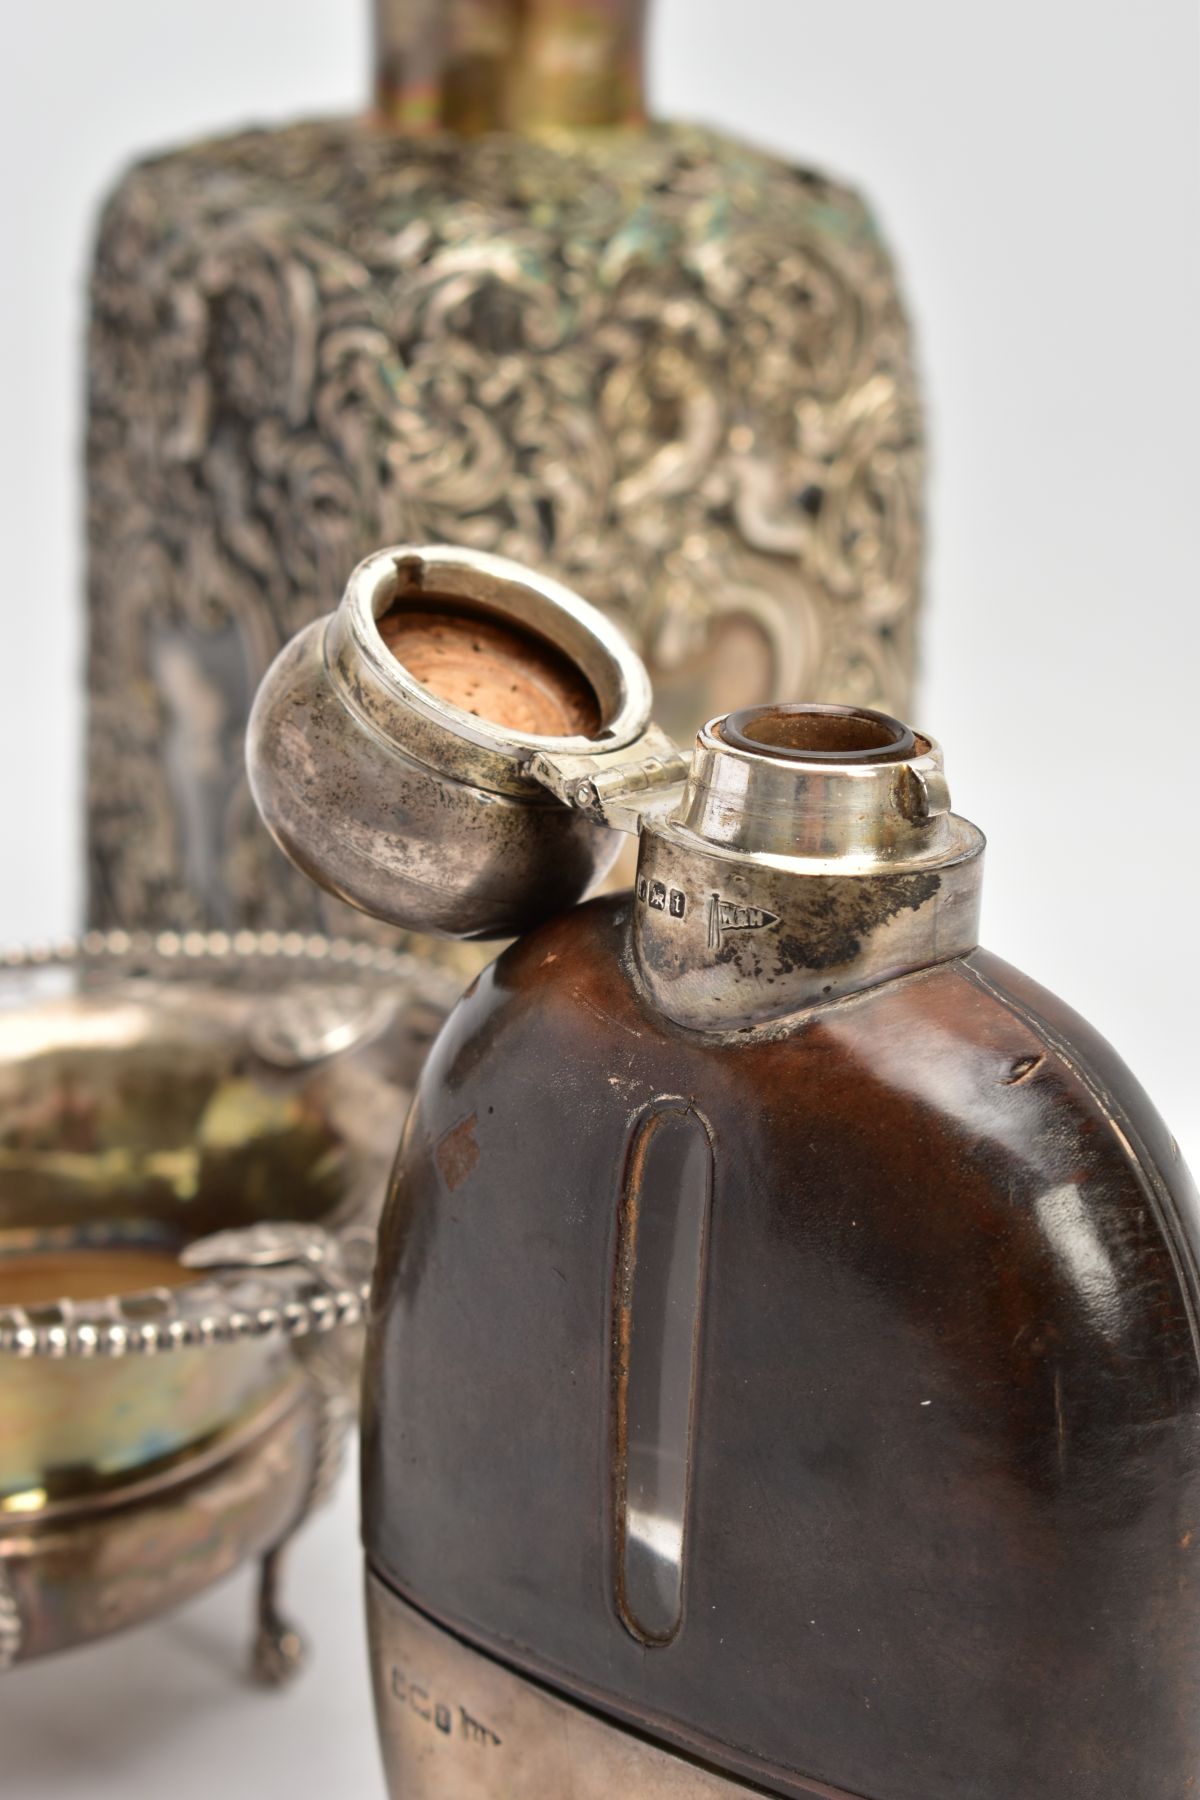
[378,599,602,739]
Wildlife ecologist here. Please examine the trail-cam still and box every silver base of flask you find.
[366,1569,766,1798]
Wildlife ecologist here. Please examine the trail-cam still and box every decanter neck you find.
[372,0,649,135]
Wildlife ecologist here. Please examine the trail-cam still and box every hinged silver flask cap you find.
[249,546,982,990]
[248,545,681,939]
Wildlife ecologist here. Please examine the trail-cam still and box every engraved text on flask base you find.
[366,1572,768,1798]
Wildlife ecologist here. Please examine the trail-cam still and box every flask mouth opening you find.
[720,702,918,764]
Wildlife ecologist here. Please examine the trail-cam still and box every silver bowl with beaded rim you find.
[0,929,456,1681]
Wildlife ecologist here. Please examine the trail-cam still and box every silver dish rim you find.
[0,928,456,1361]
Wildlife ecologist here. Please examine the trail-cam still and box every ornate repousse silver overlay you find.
[86,119,923,931]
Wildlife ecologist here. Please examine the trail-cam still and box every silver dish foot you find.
[250,1546,306,1686]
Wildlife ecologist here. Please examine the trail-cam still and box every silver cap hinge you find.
[527,724,688,836]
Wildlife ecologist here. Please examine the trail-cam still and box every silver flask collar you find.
[628,703,984,1032]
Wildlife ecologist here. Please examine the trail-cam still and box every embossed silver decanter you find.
[85,0,924,934]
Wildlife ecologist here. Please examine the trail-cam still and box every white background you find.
[1,3,1197,1795]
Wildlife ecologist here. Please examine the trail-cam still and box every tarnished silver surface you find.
[0,929,458,1677]
[0,931,456,1357]
[629,704,985,1031]
[528,722,687,834]
[367,1573,768,1798]
[250,1332,357,1685]
[180,1217,365,1680]
[2,1376,317,1677]
[247,553,983,1031]
[86,113,923,933]
[0,1231,373,1363]
[248,546,657,937]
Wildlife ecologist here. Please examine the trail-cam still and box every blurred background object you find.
[82,0,923,937]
